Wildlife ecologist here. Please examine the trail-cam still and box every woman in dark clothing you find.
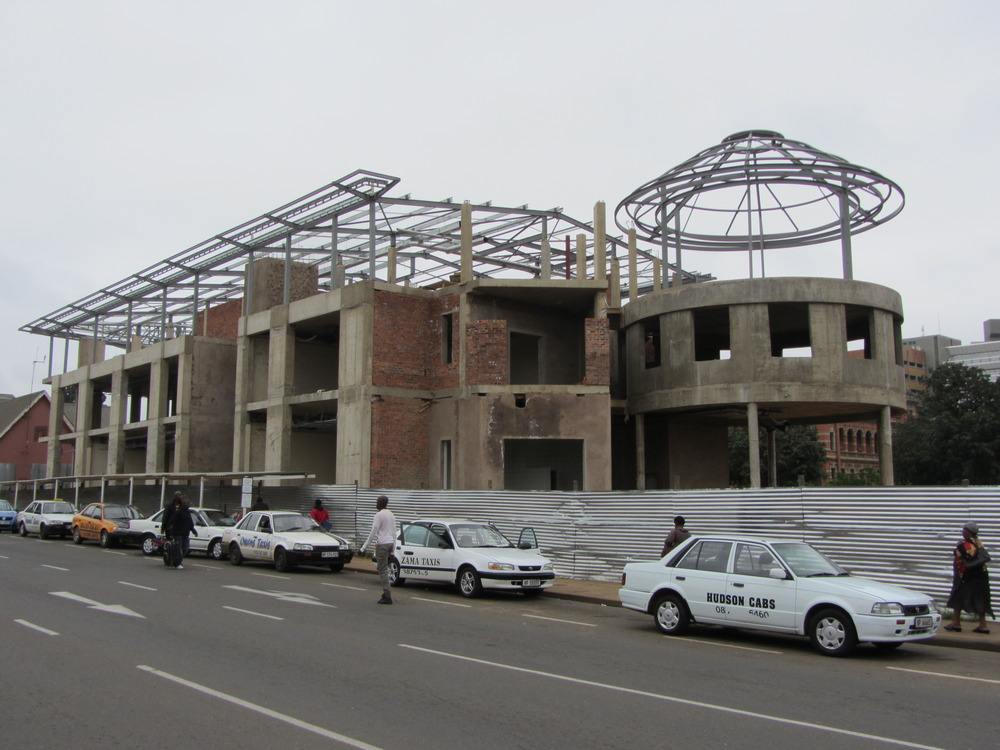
[945,521,993,633]
[161,492,197,569]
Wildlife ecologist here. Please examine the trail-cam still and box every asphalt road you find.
[2,532,997,750]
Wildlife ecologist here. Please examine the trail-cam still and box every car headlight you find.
[871,602,904,615]
[293,543,314,551]
[488,562,515,571]
[542,563,553,571]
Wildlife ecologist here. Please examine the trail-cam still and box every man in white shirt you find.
[359,495,397,604]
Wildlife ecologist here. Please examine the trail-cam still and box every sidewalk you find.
[345,559,998,653]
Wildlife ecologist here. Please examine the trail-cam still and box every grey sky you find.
[2,0,997,395]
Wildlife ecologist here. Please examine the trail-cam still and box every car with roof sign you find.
[387,518,555,598]
[221,510,353,572]
[71,503,145,548]
[618,534,941,656]
[16,499,78,538]
[129,506,236,559]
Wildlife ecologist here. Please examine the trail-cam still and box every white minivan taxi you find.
[387,518,555,598]
[619,535,941,656]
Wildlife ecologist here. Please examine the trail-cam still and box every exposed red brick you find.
[466,320,508,385]
[582,318,611,385]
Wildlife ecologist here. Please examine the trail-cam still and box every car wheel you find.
[72,527,83,544]
[457,566,483,598]
[328,563,344,573]
[20,522,28,537]
[387,558,405,586]
[274,548,291,573]
[99,530,112,549]
[207,539,223,560]
[39,524,48,540]
[652,592,691,635]
[809,607,858,657]
[229,542,244,565]
[872,642,903,652]
[141,535,158,556]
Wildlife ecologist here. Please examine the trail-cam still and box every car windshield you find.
[273,514,317,533]
[451,523,513,548]
[201,510,235,526]
[105,505,142,520]
[0,500,12,511]
[42,502,76,514]
[772,542,848,577]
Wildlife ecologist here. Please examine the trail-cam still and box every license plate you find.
[914,616,932,628]
[321,551,338,559]
[522,579,541,587]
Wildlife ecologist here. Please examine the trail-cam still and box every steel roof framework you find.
[22,169,707,349]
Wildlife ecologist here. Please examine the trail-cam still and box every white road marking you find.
[522,614,597,627]
[322,582,367,591]
[102,550,127,556]
[682,637,783,654]
[42,564,69,571]
[137,665,382,749]
[222,585,335,608]
[15,619,59,636]
[399,644,947,750]
[191,564,215,570]
[252,572,291,580]
[411,597,471,608]
[888,666,1000,685]
[49,591,145,618]
[0,554,8,559]
[223,606,283,620]
[120,581,157,591]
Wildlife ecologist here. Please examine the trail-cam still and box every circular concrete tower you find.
[615,131,906,489]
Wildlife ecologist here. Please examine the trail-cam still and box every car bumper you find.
[480,571,556,591]
[0,517,18,530]
[853,612,942,642]
[618,588,652,612]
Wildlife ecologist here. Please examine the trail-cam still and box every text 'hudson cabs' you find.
[618,535,941,656]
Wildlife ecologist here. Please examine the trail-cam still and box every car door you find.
[246,514,274,560]
[188,510,210,553]
[397,523,455,582]
[671,539,734,624]
[81,505,101,539]
[724,542,797,632]
[23,502,39,533]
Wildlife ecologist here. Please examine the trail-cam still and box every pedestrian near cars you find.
[311,499,332,531]
[661,516,691,557]
[161,492,197,569]
[945,521,994,634]
[359,495,397,604]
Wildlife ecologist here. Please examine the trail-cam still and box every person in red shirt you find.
[310,499,332,531]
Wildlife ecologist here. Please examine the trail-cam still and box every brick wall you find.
[372,291,459,390]
[582,318,611,386]
[467,320,508,385]
[370,395,429,488]
[195,298,243,340]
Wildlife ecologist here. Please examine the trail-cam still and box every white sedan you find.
[129,507,236,559]
[222,511,354,572]
[387,518,555,598]
[17,500,78,539]
[618,535,941,657]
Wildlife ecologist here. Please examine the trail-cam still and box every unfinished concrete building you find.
[23,132,908,490]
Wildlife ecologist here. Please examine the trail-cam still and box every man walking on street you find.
[359,495,397,604]
[162,491,197,569]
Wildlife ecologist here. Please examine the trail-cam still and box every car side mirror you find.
[517,528,538,550]
[768,567,788,580]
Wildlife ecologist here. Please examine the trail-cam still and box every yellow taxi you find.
[71,503,145,548]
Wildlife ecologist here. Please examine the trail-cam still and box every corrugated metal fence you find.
[5,481,996,609]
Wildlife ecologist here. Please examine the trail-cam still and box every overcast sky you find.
[2,1,998,396]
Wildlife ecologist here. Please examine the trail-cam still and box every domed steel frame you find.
[614,130,904,280]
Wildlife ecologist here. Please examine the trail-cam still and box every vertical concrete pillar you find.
[652,259,662,291]
[461,202,473,283]
[576,234,586,279]
[387,245,397,285]
[106,368,127,473]
[46,376,63,478]
[593,202,606,282]
[609,256,621,309]
[747,403,761,488]
[767,428,778,488]
[635,412,646,490]
[74,379,93,476]
[232,323,250,473]
[146,359,168,474]
[540,234,551,280]
[628,229,638,302]
[173,351,194,471]
[879,406,894,486]
[265,403,292,471]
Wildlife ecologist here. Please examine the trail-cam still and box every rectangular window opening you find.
[442,313,454,364]
[768,302,812,358]
[643,319,661,369]
[693,306,731,362]
[440,439,452,490]
[845,305,874,360]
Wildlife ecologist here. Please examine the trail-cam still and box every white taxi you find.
[221,511,354,572]
[619,535,941,657]
[387,518,555,598]
[130,506,236,559]
[16,499,78,539]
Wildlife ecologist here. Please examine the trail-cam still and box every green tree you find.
[729,424,826,487]
[893,362,1000,485]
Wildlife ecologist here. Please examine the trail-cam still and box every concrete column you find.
[652,259,662,292]
[265,403,292,472]
[106,368,127,473]
[635,412,646,490]
[747,403,761,488]
[232,325,250,473]
[46,376,63,478]
[173,351,194,471]
[74,380,93,477]
[576,234,586,279]
[387,245,397,285]
[879,406,894,486]
[460,202,473,283]
[540,234,551,280]
[146,358,168,474]
[268,324,295,399]
[593,202,606,282]
[628,229,638,302]
[767,428,778,487]
[609,256,621,309]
